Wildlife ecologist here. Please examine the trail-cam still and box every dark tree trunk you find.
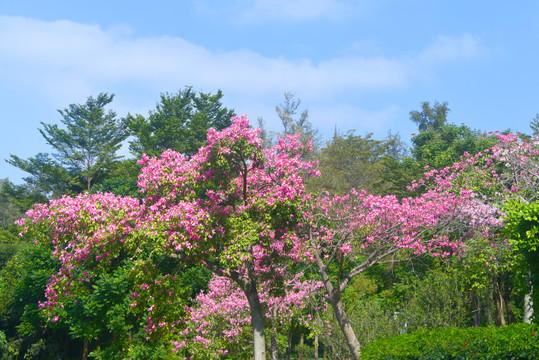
[503,277,515,324]
[286,330,292,360]
[82,338,89,360]
[472,292,481,327]
[270,333,279,360]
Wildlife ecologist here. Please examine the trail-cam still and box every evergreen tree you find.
[124,87,235,158]
[531,114,539,135]
[7,93,127,194]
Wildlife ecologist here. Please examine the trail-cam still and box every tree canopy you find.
[124,87,235,158]
[7,93,127,194]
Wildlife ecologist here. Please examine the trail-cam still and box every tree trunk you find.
[245,280,266,360]
[286,330,292,360]
[503,278,515,324]
[314,334,319,360]
[270,332,279,360]
[316,258,361,360]
[270,311,279,360]
[524,293,534,324]
[298,332,304,360]
[82,338,89,360]
[472,292,481,327]
[493,275,506,326]
[330,296,361,359]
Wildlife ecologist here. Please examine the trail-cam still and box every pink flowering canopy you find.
[175,274,327,357]
[17,115,322,357]
[136,115,319,280]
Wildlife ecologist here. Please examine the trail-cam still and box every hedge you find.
[361,323,539,359]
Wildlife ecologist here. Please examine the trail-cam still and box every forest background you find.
[0,89,538,359]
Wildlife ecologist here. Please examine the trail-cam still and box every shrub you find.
[362,323,539,359]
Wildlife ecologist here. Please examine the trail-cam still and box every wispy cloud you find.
[417,34,484,65]
[193,0,367,23]
[0,16,482,99]
[0,14,484,136]
[238,0,364,22]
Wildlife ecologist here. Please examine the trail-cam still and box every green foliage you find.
[274,92,320,150]
[411,124,496,170]
[410,101,450,132]
[177,266,212,300]
[311,131,403,195]
[504,199,539,322]
[531,114,539,135]
[7,93,127,194]
[362,323,539,360]
[0,242,74,359]
[0,179,47,228]
[5,153,73,198]
[403,266,469,330]
[0,229,18,269]
[0,330,6,358]
[90,175,141,199]
[125,86,235,157]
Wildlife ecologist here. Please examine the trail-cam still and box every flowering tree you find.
[305,183,500,359]
[177,274,327,359]
[414,133,539,323]
[18,115,319,359]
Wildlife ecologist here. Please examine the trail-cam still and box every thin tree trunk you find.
[298,332,304,360]
[316,257,361,360]
[524,293,534,323]
[330,295,361,359]
[472,292,481,327]
[82,338,89,360]
[270,309,279,360]
[493,275,506,326]
[503,278,515,324]
[314,334,319,360]
[245,280,266,360]
[270,332,279,360]
[287,330,292,360]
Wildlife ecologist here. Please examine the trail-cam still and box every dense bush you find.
[362,323,539,359]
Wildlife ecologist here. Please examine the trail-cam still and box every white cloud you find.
[0,15,484,133]
[417,34,483,65]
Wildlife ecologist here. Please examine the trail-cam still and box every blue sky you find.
[1,0,538,184]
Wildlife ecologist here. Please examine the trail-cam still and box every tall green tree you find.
[531,114,539,135]
[6,153,73,198]
[310,131,401,195]
[8,93,127,194]
[410,101,449,132]
[124,87,235,158]
[275,92,320,149]
[383,102,496,197]
[411,123,496,170]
